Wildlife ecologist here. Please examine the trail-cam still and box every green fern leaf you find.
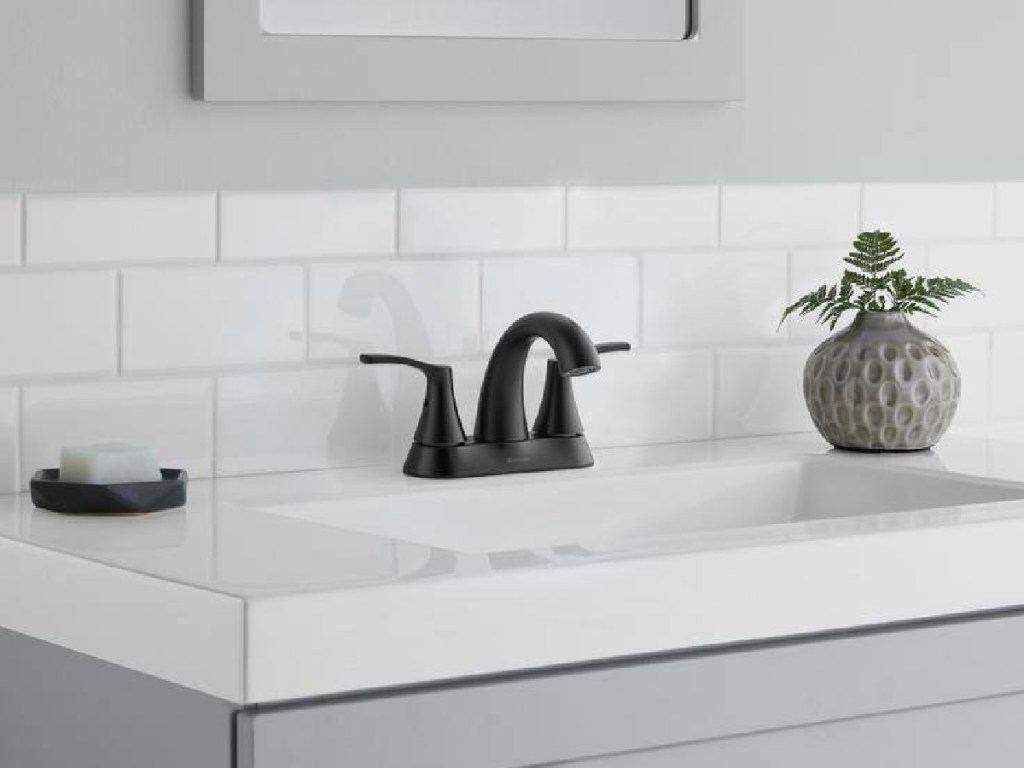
[777,231,980,332]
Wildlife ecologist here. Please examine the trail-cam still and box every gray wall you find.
[1,0,1022,192]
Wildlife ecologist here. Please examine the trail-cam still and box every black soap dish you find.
[30,469,188,516]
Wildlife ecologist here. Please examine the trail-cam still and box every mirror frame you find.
[193,0,743,102]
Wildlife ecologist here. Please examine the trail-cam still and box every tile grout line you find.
[303,265,312,362]
[635,254,645,348]
[2,324,1019,389]
[115,270,124,375]
[477,258,486,350]
[14,387,23,494]
[214,191,223,262]
[561,187,570,251]
[857,183,867,231]
[986,331,995,423]
[709,348,721,440]
[210,376,220,479]
[393,189,403,255]
[784,250,795,344]
[991,183,1001,239]
[0,259,224,275]
[716,184,724,248]
[4,234,1024,274]
[19,193,27,266]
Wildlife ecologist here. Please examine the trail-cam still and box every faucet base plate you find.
[403,435,594,479]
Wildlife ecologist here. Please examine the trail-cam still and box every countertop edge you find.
[243,512,1024,703]
[0,536,247,703]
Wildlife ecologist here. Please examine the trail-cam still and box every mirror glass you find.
[260,0,692,42]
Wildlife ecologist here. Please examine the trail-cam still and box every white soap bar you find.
[59,443,163,485]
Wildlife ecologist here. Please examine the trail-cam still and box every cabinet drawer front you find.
[240,611,1024,768]
[565,693,1024,768]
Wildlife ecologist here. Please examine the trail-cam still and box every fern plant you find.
[780,231,979,330]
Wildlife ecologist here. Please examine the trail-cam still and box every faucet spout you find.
[475,312,601,443]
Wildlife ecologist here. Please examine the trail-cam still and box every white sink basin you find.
[261,457,1024,555]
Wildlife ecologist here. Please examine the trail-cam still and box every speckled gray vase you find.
[803,311,961,452]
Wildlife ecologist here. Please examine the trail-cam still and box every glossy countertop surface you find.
[3,431,1023,599]
[4,428,1024,704]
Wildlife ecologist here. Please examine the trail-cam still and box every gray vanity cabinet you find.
[237,610,1024,768]
[0,626,235,768]
[6,611,1024,768]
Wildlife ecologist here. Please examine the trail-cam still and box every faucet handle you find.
[533,341,632,438]
[360,354,467,448]
[595,342,632,355]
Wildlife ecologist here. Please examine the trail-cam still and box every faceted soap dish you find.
[30,469,188,516]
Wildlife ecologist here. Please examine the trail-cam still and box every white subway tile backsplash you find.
[643,251,787,348]
[786,246,927,343]
[482,255,638,349]
[992,331,1024,420]
[217,368,391,476]
[715,347,815,439]
[26,194,216,265]
[0,389,16,494]
[995,183,1024,238]
[941,333,991,425]
[927,242,1024,331]
[309,260,480,361]
[0,271,116,378]
[400,188,564,254]
[721,184,860,246]
[122,266,305,371]
[862,183,994,240]
[0,182,1019,480]
[220,191,396,261]
[575,350,713,447]
[0,196,21,265]
[567,186,718,251]
[21,379,213,486]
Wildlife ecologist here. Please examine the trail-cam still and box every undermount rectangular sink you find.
[261,458,1024,555]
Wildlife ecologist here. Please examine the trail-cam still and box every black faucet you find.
[361,312,630,479]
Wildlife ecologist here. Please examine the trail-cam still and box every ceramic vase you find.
[803,311,960,451]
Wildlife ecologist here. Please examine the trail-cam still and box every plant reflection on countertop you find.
[779,231,980,453]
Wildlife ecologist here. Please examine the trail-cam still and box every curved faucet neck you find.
[474,312,600,443]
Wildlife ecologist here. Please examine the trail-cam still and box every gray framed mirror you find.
[194,0,743,102]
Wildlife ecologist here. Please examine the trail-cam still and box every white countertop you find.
[4,430,1024,705]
